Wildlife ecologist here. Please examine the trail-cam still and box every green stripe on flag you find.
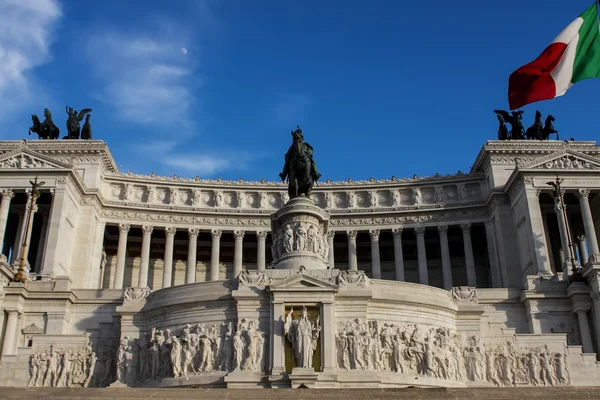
[572,1,600,83]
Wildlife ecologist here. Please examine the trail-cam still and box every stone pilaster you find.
[1,309,20,358]
[524,188,553,276]
[484,220,503,288]
[369,229,381,279]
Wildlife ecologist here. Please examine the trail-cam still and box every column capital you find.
[327,230,335,240]
[368,229,380,240]
[256,230,268,240]
[142,224,154,235]
[1,189,15,200]
[233,229,245,240]
[391,227,403,237]
[414,226,426,235]
[576,188,591,200]
[211,228,222,239]
[437,225,449,234]
[188,227,199,238]
[460,223,471,232]
[346,230,358,239]
[118,223,131,233]
[165,226,177,237]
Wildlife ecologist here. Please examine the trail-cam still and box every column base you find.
[267,372,290,388]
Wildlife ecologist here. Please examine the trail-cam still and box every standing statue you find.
[65,106,92,139]
[279,126,322,199]
[493,110,525,139]
[29,108,60,140]
[525,110,543,140]
[284,306,321,369]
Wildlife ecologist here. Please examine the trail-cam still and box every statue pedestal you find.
[270,196,330,270]
[224,370,266,388]
[289,367,319,388]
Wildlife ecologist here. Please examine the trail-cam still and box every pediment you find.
[268,273,339,292]
[0,148,72,170]
[520,149,600,171]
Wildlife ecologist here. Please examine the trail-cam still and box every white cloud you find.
[0,0,61,119]
[134,139,255,177]
[85,29,198,127]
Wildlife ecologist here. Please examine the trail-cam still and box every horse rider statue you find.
[279,125,322,200]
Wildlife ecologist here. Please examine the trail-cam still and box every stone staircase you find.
[2,388,600,400]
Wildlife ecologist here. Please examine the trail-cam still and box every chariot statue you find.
[279,125,321,199]
[29,108,60,140]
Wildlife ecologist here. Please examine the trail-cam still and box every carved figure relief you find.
[236,191,245,208]
[281,192,290,206]
[392,189,402,207]
[347,191,356,208]
[369,191,377,208]
[450,287,478,304]
[284,306,321,369]
[259,192,269,209]
[325,192,333,209]
[457,184,467,202]
[123,184,134,201]
[335,320,570,386]
[146,186,156,204]
[435,186,445,203]
[192,189,202,206]
[214,190,223,208]
[114,320,267,385]
[412,188,422,205]
[28,344,99,388]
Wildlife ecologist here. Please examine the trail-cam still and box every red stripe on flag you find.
[508,42,568,110]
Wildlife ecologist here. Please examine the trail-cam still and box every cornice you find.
[470,140,599,173]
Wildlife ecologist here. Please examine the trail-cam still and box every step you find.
[2,387,600,400]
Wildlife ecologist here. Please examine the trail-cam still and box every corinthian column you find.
[256,230,267,272]
[438,225,453,290]
[210,229,222,281]
[461,223,477,287]
[578,235,589,265]
[369,229,381,279]
[163,227,176,288]
[576,189,600,261]
[138,224,154,288]
[113,223,130,289]
[0,190,14,253]
[233,230,245,277]
[186,228,199,284]
[346,230,358,271]
[327,231,335,269]
[415,227,428,285]
[392,227,405,281]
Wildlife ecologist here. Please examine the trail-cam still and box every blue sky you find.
[1,0,599,181]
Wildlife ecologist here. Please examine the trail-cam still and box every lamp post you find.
[546,176,578,276]
[13,176,44,283]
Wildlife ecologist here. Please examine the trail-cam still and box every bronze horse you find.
[525,110,543,140]
[280,126,320,199]
[541,114,559,140]
[29,109,60,139]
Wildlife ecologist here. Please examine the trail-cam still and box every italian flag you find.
[508,1,600,110]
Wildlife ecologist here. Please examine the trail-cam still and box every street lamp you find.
[13,176,45,283]
[546,176,579,277]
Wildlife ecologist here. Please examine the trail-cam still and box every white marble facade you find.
[1,139,600,388]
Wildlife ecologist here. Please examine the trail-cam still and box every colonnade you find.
[111,224,270,289]
[334,223,485,290]
[108,221,492,291]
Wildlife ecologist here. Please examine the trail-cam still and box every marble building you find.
[1,138,600,388]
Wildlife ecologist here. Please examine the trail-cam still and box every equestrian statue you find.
[279,125,322,200]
